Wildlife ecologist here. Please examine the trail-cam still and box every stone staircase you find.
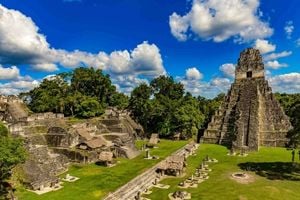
[7,102,28,122]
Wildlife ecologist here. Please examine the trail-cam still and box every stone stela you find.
[201,48,292,152]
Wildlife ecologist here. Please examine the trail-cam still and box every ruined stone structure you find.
[202,48,292,152]
[0,95,143,191]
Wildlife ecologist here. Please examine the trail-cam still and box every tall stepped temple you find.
[201,48,292,152]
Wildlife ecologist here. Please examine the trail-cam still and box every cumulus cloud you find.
[219,63,235,78]
[269,73,300,93]
[112,75,148,95]
[169,13,189,41]
[32,63,59,72]
[176,66,233,98]
[169,0,273,43]
[265,60,288,69]
[284,21,294,39]
[0,65,20,80]
[0,78,39,95]
[185,67,203,80]
[0,4,165,77]
[254,39,276,54]
[263,51,292,62]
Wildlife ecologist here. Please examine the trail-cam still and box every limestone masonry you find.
[0,96,143,191]
[202,48,292,152]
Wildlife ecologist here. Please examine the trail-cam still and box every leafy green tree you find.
[287,100,300,148]
[27,76,69,113]
[150,75,184,100]
[22,67,124,119]
[71,67,116,104]
[75,96,104,118]
[174,94,205,138]
[0,123,8,137]
[128,83,152,130]
[109,92,129,110]
[129,75,206,138]
[0,124,26,196]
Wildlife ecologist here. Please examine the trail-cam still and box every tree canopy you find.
[275,93,300,149]
[128,75,223,138]
[21,67,128,118]
[0,123,26,196]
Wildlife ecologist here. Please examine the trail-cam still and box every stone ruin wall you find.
[0,94,144,190]
[0,95,23,103]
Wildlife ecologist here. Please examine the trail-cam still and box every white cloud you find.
[265,60,288,69]
[263,51,292,61]
[0,79,39,95]
[0,4,165,78]
[254,39,276,54]
[0,4,50,65]
[177,67,232,98]
[0,65,20,80]
[32,63,59,72]
[269,73,300,93]
[169,13,189,41]
[210,77,232,91]
[284,21,294,39]
[185,67,203,80]
[112,75,148,95]
[219,63,235,78]
[169,0,273,43]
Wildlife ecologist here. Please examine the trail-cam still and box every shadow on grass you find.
[238,162,300,181]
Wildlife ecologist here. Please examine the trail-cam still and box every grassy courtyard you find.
[145,144,300,200]
[16,139,187,200]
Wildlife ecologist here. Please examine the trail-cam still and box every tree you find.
[71,67,116,104]
[22,67,124,119]
[128,83,152,130]
[287,100,300,148]
[75,96,104,118]
[27,76,69,113]
[0,123,26,197]
[150,75,184,100]
[109,92,129,110]
[128,75,206,138]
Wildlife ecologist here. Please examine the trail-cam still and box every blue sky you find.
[0,0,299,98]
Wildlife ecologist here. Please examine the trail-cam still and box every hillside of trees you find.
[20,67,299,144]
[275,93,300,148]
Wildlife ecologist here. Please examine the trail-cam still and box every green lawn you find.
[145,144,300,200]
[16,139,187,200]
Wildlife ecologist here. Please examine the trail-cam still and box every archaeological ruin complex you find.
[202,48,292,152]
[0,95,143,191]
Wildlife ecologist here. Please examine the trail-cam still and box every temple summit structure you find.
[201,48,292,152]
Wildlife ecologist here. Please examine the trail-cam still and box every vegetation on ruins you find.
[19,66,300,142]
[20,68,223,138]
[128,75,224,138]
[275,93,300,149]
[20,67,128,118]
[0,123,26,198]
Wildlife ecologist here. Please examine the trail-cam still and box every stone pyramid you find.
[202,48,292,152]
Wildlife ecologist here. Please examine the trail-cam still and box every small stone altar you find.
[168,191,191,200]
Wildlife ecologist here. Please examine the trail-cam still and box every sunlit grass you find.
[16,139,187,200]
[146,144,300,200]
